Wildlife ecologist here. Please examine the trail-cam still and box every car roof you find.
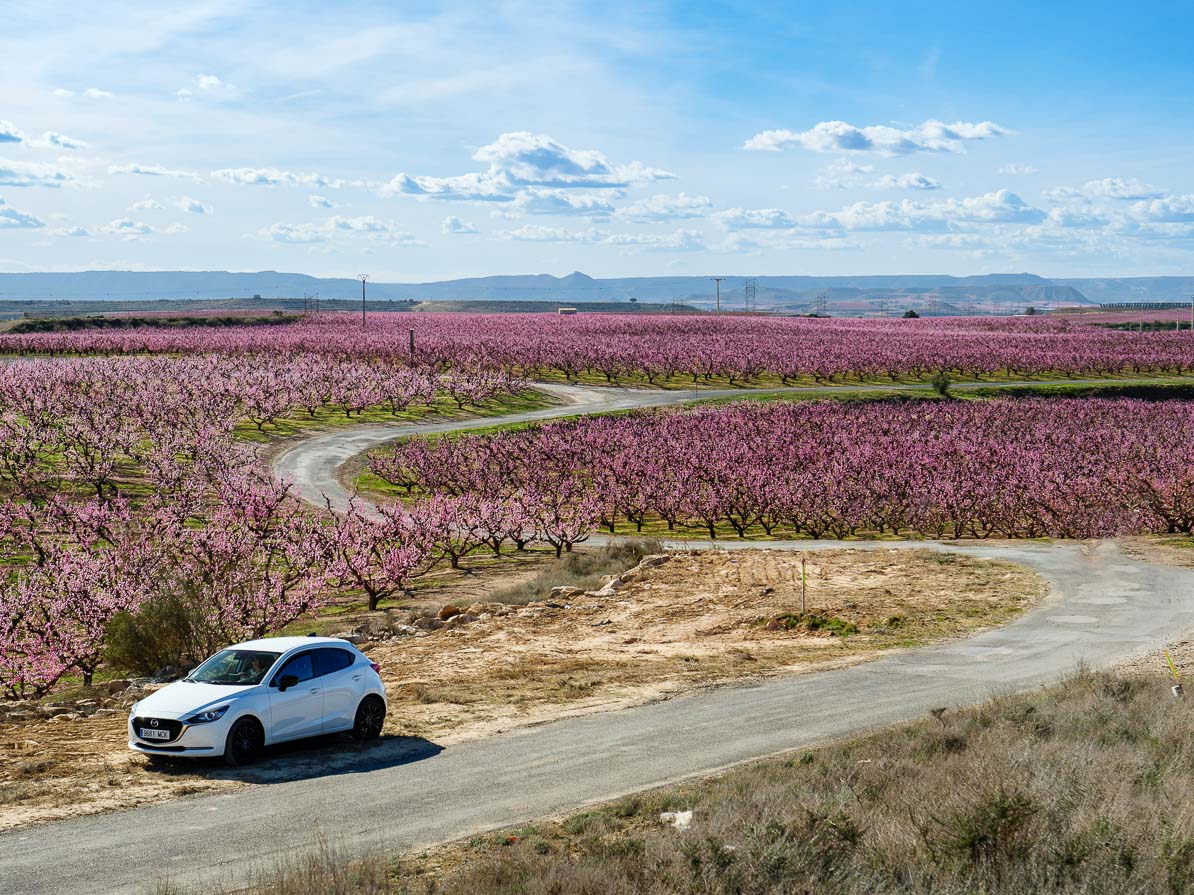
[226,636,359,654]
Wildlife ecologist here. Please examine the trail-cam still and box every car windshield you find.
[187,650,280,686]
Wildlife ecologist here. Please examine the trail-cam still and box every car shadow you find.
[143,734,444,784]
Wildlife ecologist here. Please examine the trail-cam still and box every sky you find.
[1,0,1193,281]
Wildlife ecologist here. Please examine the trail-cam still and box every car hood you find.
[134,681,256,719]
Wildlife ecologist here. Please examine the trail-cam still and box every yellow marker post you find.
[1166,650,1182,684]
[1165,650,1184,698]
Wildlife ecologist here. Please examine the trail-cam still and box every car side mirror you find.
[277,674,299,692]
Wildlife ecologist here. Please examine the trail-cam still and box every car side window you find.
[313,648,355,678]
[276,652,314,684]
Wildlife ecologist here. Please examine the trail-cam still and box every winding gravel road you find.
[3,381,1192,895]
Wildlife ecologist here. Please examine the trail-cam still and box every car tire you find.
[351,696,386,741]
[223,717,264,767]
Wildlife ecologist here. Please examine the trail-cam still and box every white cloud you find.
[1045,177,1165,201]
[473,132,674,188]
[0,158,72,188]
[56,88,114,99]
[813,160,940,191]
[798,189,1046,233]
[163,223,189,235]
[499,224,703,252]
[615,192,712,223]
[714,208,797,230]
[875,172,941,191]
[308,195,335,208]
[32,131,89,150]
[744,119,1009,155]
[100,218,154,239]
[180,74,236,100]
[998,163,1038,175]
[1129,194,1194,223]
[513,189,615,217]
[604,229,705,252]
[1046,207,1110,228]
[716,230,861,254]
[128,197,164,211]
[212,167,344,189]
[441,215,478,234]
[174,195,211,214]
[0,197,44,228]
[108,163,201,180]
[0,121,25,144]
[500,224,605,243]
[50,225,91,237]
[259,216,425,245]
[381,131,675,202]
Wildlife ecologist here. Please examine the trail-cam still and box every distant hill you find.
[11,269,1193,313]
[1053,277,1194,304]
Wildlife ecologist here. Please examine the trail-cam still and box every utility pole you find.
[711,276,724,314]
[357,274,369,327]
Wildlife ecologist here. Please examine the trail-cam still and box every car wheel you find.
[351,697,386,741]
[223,718,264,767]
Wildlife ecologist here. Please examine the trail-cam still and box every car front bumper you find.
[128,715,230,756]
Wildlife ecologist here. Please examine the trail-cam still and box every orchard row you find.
[5,312,1194,382]
[370,397,1194,542]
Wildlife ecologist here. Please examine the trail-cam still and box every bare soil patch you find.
[0,547,1043,831]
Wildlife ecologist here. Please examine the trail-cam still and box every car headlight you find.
[184,706,230,725]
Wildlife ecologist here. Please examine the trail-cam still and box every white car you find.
[128,636,387,766]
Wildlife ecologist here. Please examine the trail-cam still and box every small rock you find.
[660,810,693,830]
[438,605,462,621]
[592,619,612,627]
[415,617,445,631]
[332,632,363,645]
[549,586,584,598]
[391,624,420,637]
[765,618,785,632]
[49,713,79,723]
[106,679,131,695]
[76,699,98,707]
[444,613,479,629]
[95,708,124,716]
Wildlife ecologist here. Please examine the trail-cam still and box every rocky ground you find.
[0,547,1043,831]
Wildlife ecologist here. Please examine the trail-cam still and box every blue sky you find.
[1,0,1192,280]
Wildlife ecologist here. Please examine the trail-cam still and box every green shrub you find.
[104,593,219,676]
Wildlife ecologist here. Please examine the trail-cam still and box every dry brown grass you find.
[161,670,1194,895]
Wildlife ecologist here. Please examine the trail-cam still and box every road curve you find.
[3,384,1193,895]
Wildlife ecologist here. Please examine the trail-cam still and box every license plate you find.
[139,728,170,741]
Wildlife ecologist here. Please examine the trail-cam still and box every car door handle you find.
[308,688,321,694]
[352,674,362,681]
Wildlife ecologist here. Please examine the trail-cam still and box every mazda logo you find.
[150,719,159,728]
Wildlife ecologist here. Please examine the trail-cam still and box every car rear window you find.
[313,648,356,677]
